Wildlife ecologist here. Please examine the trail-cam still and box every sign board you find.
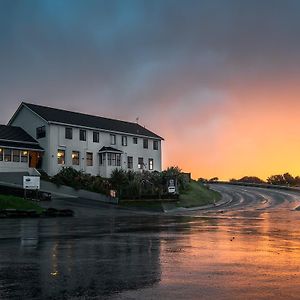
[168,178,177,194]
[23,176,40,190]
[168,186,176,193]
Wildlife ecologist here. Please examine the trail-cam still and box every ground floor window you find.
[72,151,80,165]
[4,149,12,162]
[100,153,106,165]
[86,152,93,166]
[138,157,144,169]
[0,148,3,161]
[57,149,65,165]
[127,156,133,169]
[13,150,20,162]
[149,158,154,170]
[21,151,28,163]
[108,153,121,166]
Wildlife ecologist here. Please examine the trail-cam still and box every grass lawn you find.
[178,181,221,208]
[0,194,44,213]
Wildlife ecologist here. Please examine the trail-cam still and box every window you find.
[4,149,11,162]
[0,148,3,161]
[72,151,80,165]
[143,139,148,149]
[107,153,121,166]
[13,150,20,162]
[21,151,28,163]
[86,152,93,166]
[122,136,127,146]
[80,129,86,141]
[153,140,159,150]
[65,127,73,139]
[110,134,116,145]
[149,158,154,170]
[138,157,144,169]
[127,156,133,169]
[100,153,106,165]
[133,137,138,144]
[36,126,46,139]
[116,154,121,166]
[93,131,99,143]
[57,149,65,165]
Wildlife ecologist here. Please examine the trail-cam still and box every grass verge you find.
[0,194,44,214]
[177,181,221,208]
[119,181,221,211]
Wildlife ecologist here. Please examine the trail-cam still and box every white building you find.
[6,102,163,177]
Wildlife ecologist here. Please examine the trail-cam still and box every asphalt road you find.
[1,184,300,299]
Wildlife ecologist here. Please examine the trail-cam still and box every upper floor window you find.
[80,129,86,141]
[110,134,116,145]
[153,140,159,150]
[122,136,127,146]
[65,127,73,139]
[143,139,148,149]
[36,126,46,139]
[86,152,93,166]
[72,151,80,165]
[93,131,99,143]
[127,156,133,169]
[133,137,138,144]
[0,148,3,161]
[149,158,154,170]
[138,157,144,169]
[57,149,65,165]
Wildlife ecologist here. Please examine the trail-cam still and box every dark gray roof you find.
[99,146,123,153]
[0,125,43,151]
[23,102,163,140]
[0,125,38,143]
[0,140,43,151]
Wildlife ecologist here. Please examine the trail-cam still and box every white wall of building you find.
[9,106,50,172]
[0,160,29,173]
[48,124,162,177]
[10,106,162,177]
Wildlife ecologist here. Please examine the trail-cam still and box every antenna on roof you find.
[135,117,139,124]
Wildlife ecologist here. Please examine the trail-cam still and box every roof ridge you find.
[23,102,143,127]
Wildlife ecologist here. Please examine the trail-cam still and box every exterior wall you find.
[48,124,162,177]
[0,160,28,173]
[9,106,50,172]
[10,106,162,177]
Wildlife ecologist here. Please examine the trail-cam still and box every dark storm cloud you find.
[1,0,300,124]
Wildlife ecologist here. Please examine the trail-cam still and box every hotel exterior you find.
[1,102,163,177]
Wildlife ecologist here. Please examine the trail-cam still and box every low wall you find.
[40,180,118,204]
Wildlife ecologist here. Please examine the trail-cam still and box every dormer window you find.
[36,126,46,139]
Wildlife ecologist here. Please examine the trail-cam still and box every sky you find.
[1,0,300,180]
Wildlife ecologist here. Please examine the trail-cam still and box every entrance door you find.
[29,152,42,168]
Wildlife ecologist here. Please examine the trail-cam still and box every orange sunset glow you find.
[1,1,300,181]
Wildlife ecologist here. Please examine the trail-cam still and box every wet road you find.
[1,184,300,299]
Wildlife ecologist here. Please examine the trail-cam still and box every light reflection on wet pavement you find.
[1,184,300,299]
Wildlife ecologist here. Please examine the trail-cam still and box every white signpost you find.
[23,176,40,190]
[23,176,40,200]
